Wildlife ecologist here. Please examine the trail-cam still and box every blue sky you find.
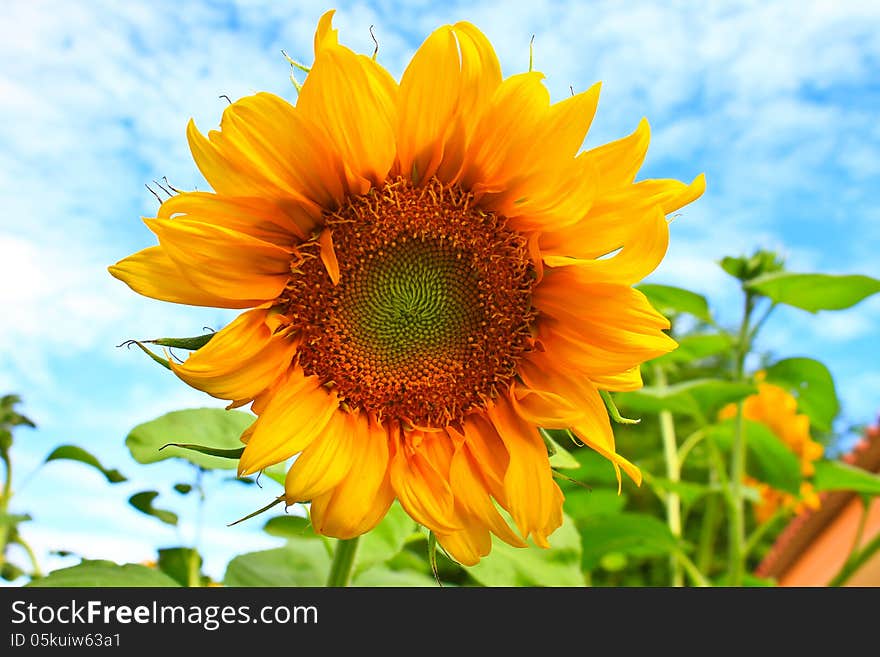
[1,0,878,581]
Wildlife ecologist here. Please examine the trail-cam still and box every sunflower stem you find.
[654,365,683,586]
[828,516,880,587]
[327,537,360,587]
[0,451,12,573]
[696,486,720,575]
[727,290,755,585]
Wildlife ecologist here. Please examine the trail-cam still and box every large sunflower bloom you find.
[109,11,704,565]
[719,376,824,522]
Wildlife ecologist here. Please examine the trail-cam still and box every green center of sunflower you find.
[280,177,536,427]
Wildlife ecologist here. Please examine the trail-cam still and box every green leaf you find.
[161,443,245,460]
[223,538,330,586]
[714,573,777,587]
[355,503,418,574]
[352,566,438,587]
[645,476,712,507]
[129,491,178,526]
[562,449,622,488]
[616,379,756,422]
[637,284,712,322]
[764,357,839,432]
[708,420,802,494]
[720,256,749,280]
[0,394,36,429]
[720,251,784,283]
[539,428,582,469]
[173,483,193,495]
[259,462,288,487]
[813,460,880,495]
[44,445,127,483]
[0,512,31,528]
[157,547,203,587]
[125,408,254,470]
[465,513,583,586]
[27,560,180,587]
[563,487,627,522]
[654,333,733,366]
[747,272,880,312]
[262,514,316,539]
[1,562,25,582]
[580,512,680,570]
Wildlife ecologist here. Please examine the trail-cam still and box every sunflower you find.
[109,10,704,565]
[719,375,824,522]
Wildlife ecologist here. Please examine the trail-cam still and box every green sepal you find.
[146,334,215,350]
[600,390,641,424]
[227,496,286,527]
[427,531,442,585]
[119,340,171,370]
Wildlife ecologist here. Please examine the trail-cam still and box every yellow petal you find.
[570,392,643,491]
[508,378,583,429]
[542,206,670,284]
[313,9,338,53]
[449,439,526,548]
[533,275,676,375]
[459,72,549,191]
[389,429,460,534]
[490,154,599,233]
[318,227,340,285]
[284,410,357,502]
[461,78,600,195]
[157,191,312,245]
[108,246,256,308]
[434,512,492,567]
[186,118,280,198]
[144,217,293,302]
[582,117,650,193]
[397,22,502,185]
[486,397,564,547]
[457,415,509,503]
[308,415,394,538]
[298,13,397,190]
[396,26,460,183]
[539,174,705,261]
[169,307,297,404]
[209,93,347,208]
[238,368,339,475]
[590,366,644,392]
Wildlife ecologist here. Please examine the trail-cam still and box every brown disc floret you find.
[279,177,536,427]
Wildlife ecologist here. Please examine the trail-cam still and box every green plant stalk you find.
[727,291,755,586]
[697,427,738,577]
[677,429,705,466]
[846,497,869,558]
[727,404,747,584]
[326,537,360,587]
[654,366,683,587]
[828,533,880,587]
[0,452,12,571]
[743,507,788,558]
[186,549,201,587]
[696,483,721,575]
[675,549,711,587]
[14,536,42,578]
[826,498,870,586]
